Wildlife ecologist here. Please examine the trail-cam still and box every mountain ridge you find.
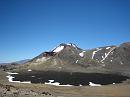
[9,42,130,76]
[0,59,30,65]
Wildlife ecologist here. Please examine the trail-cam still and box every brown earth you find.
[0,69,130,97]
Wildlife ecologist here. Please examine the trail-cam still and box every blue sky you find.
[0,0,130,63]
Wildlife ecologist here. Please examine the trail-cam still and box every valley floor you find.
[0,69,130,97]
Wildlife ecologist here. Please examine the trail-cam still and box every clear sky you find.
[0,0,130,63]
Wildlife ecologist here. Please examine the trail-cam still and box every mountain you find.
[13,42,130,76]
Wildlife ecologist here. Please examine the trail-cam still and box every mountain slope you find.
[13,42,130,75]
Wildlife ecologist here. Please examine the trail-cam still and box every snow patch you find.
[106,47,111,49]
[6,72,18,75]
[92,48,102,59]
[79,84,82,86]
[53,46,64,53]
[67,43,71,46]
[6,75,31,83]
[79,51,86,57]
[89,82,101,86]
[6,75,19,83]
[76,60,78,63]
[67,43,77,48]
[101,47,116,63]
[20,81,31,84]
[28,69,32,71]
[105,53,107,57]
[45,80,73,86]
[48,80,54,83]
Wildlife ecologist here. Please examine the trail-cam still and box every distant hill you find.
[14,59,30,64]
[0,59,30,65]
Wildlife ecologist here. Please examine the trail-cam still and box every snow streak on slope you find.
[53,46,64,53]
[67,43,77,48]
[100,47,116,63]
[106,47,111,49]
[92,48,102,59]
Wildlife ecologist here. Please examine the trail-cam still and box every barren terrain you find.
[0,69,130,97]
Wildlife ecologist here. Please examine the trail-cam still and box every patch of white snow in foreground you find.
[89,82,101,86]
[48,80,54,83]
[45,82,72,86]
[28,69,32,71]
[45,80,73,86]
[6,72,18,75]
[79,84,82,86]
[53,46,64,53]
[6,75,20,83]
[6,75,31,83]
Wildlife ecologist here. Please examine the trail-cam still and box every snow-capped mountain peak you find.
[51,43,79,53]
